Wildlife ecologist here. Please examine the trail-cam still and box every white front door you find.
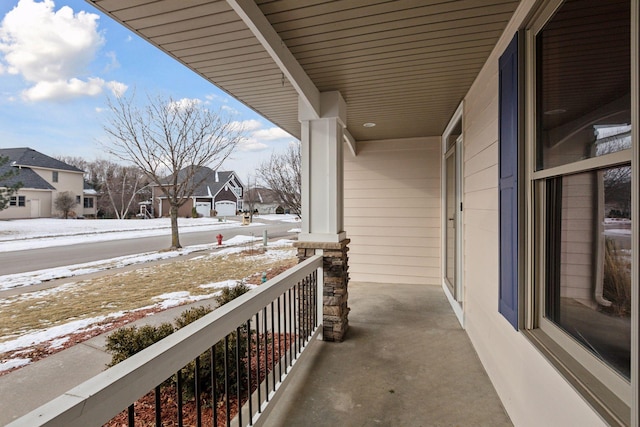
[30,199,40,218]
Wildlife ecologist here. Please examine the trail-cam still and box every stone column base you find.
[293,239,350,342]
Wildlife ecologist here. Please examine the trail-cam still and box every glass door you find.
[444,136,462,302]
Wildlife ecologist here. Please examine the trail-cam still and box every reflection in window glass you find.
[536,0,630,170]
[544,166,631,379]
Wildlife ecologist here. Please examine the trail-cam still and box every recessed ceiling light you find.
[544,109,566,115]
[363,122,376,127]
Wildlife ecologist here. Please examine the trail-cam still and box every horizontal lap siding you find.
[344,138,440,285]
[461,1,606,425]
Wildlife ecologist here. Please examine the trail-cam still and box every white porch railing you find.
[10,254,324,427]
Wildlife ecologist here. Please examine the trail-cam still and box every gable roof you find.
[0,161,55,190]
[158,166,241,198]
[247,187,282,205]
[0,147,84,173]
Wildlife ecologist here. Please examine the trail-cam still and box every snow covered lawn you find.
[0,216,301,374]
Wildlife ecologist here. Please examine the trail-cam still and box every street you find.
[1,220,296,275]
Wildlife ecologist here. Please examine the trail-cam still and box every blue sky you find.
[0,0,297,182]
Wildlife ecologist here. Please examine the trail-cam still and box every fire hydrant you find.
[216,234,223,245]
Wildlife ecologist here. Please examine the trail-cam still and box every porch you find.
[264,281,511,426]
[7,267,510,426]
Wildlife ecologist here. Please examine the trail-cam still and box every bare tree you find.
[0,155,22,211]
[98,161,148,219]
[102,93,244,249]
[256,142,301,216]
[242,175,260,221]
[57,157,148,219]
[55,191,77,219]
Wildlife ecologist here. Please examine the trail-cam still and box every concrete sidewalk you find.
[0,298,218,425]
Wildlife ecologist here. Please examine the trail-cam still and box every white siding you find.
[344,138,440,285]
[460,0,607,425]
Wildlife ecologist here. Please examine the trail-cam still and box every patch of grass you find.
[0,249,297,342]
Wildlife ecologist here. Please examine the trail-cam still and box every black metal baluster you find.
[312,270,317,328]
[270,301,275,392]
[303,277,308,341]
[255,312,261,412]
[293,283,299,356]
[127,404,134,427]
[177,369,184,427]
[277,295,282,382]
[236,326,242,427]
[195,357,202,427]
[263,306,269,401]
[246,319,253,425]
[283,292,288,371]
[224,335,230,427]
[212,345,218,427]
[289,287,294,360]
[155,385,161,426]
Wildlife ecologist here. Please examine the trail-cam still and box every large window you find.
[528,0,634,421]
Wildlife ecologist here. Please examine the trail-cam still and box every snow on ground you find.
[0,279,261,372]
[0,214,300,242]
[0,217,299,372]
[0,216,298,290]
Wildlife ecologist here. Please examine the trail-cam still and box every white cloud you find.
[252,127,292,141]
[103,50,119,72]
[167,97,202,112]
[106,80,127,97]
[238,137,269,152]
[227,121,295,152]
[233,119,262,131]
[23,77,103,101]
[205,93,230,103]
[21,77,126,101]
[0,0,126,102]
[221,104,239,114]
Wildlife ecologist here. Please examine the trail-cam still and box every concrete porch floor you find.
[264,282,513,427]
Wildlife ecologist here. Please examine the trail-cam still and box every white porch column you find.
[295,91,350,342]
[298,91,347,243]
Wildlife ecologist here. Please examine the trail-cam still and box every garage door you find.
[195,201,211,217]
[215,201,236,216]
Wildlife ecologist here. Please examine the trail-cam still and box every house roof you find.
[87,1,520,142]
[83,180,98,195]
[248,187,281,205]
[159,166,239,198]
[0,161,55,190]
[0,147,85,190]
[0,147,84,173]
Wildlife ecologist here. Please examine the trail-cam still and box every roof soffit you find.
[88,0,520,141]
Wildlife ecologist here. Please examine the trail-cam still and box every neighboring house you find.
[82,181,98,218]
[49,2,639,426]
[244,186,284,214]
[0,147,85,219]
[152,166,244,218]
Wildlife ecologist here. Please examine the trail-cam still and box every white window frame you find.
[522,0,638,424]
[9,195,24,207]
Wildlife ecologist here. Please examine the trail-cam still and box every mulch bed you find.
[106,333,294,426]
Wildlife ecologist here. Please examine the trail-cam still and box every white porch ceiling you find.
[88,0,520,141]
